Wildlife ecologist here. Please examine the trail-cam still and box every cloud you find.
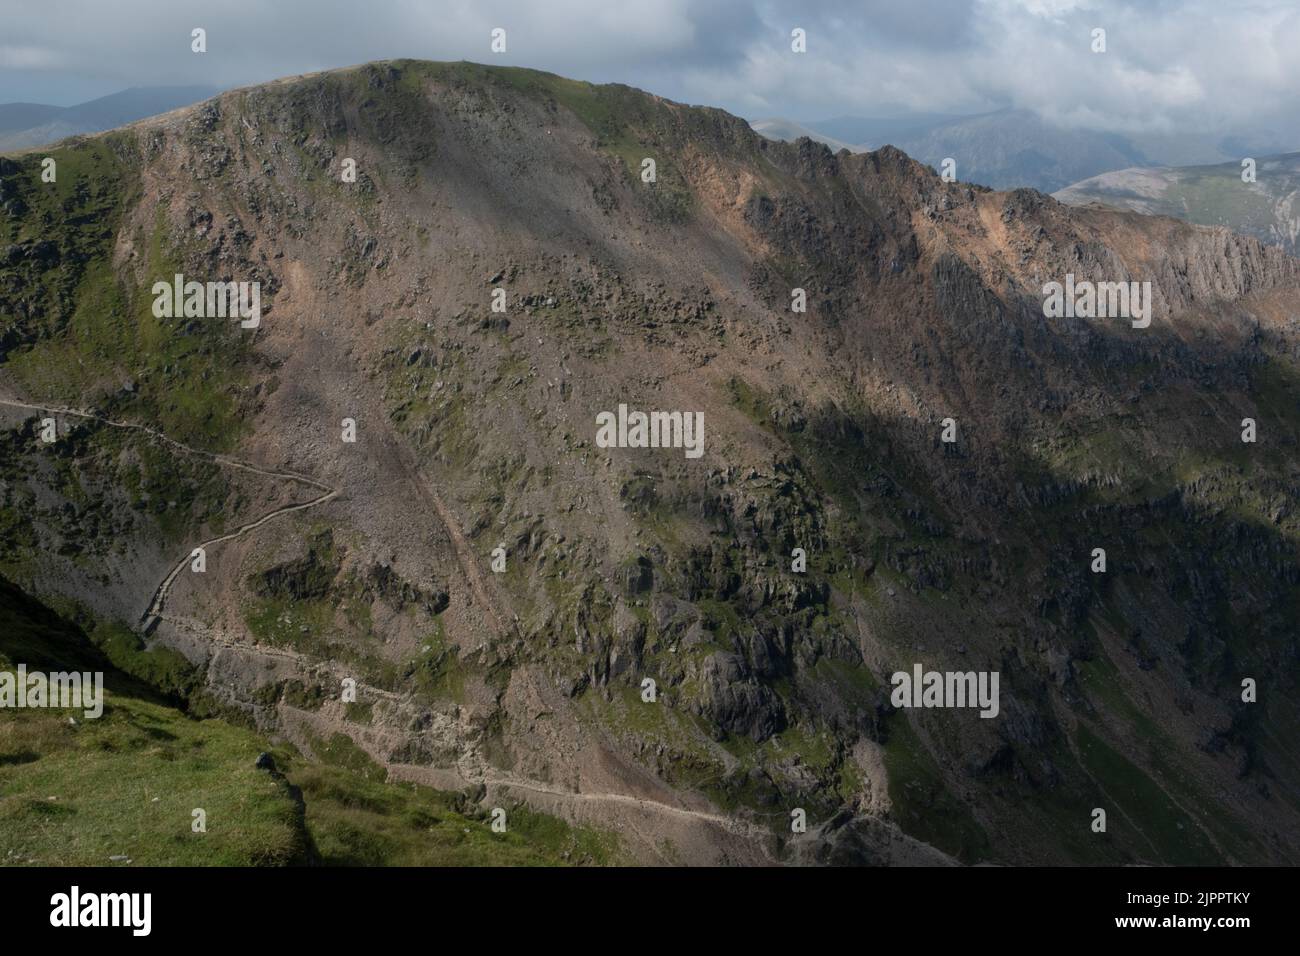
[0,44,64,69]
[0,0,1296,135]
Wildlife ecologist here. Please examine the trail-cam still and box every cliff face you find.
[3,60,1298,865]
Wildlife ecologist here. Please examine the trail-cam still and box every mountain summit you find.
[2,60,1298,865]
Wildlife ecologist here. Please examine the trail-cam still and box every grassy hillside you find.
[0,578,618,866]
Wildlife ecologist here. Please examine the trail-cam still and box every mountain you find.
[804,113,965,148]
[2,60,1299,866]
[754,109,1153,191]
[750,118,856,153]
[1055,152,1300,254]
[751,115,972,155]
[766,109,1297,194]
[878,108,1153,191]
[0,86,218,152]
[0,103,67,135]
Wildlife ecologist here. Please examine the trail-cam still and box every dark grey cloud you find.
[1,0,1296,136]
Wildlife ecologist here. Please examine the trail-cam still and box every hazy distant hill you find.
[889,109,1153,192]
[750,118,858,153]
[761,109,1297,194]
[1055,152,1300,254]
[0,103,67,135]
[804,113,965,147]
[0,86,218,151]
[753,109,1153,191]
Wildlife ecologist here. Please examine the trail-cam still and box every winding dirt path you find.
[0,396,337,624]
[0,397,331,489]
[141,486,337,623]
[480,771,775,839]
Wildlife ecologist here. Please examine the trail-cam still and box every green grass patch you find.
[283,757,619,866]
[1074,722,1222,865]
[883,714,991,862]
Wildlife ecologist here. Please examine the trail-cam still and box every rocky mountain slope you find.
[1056,152,1300,255]
[2,60,1298,866]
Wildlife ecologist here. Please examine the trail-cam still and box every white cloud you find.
[0,0,1296,136]
[0,44,63,69]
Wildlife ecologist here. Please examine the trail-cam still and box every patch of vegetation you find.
[1074,722,1222,865]
[344,700,374,725]
[883,713,991,863]
[0,579,309,865]
[0,576,619,866]
[1,135,252,452]
[281,755,619,866]
[304,730,386,780]
[402,627,466,703]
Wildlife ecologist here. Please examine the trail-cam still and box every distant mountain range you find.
[1055,152,1300,254]
[752,108,1298,195]
[0,86,218,151]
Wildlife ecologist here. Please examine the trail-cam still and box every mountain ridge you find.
[2,59,1298,866]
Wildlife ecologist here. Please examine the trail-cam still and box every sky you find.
[2,0,1298,134]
